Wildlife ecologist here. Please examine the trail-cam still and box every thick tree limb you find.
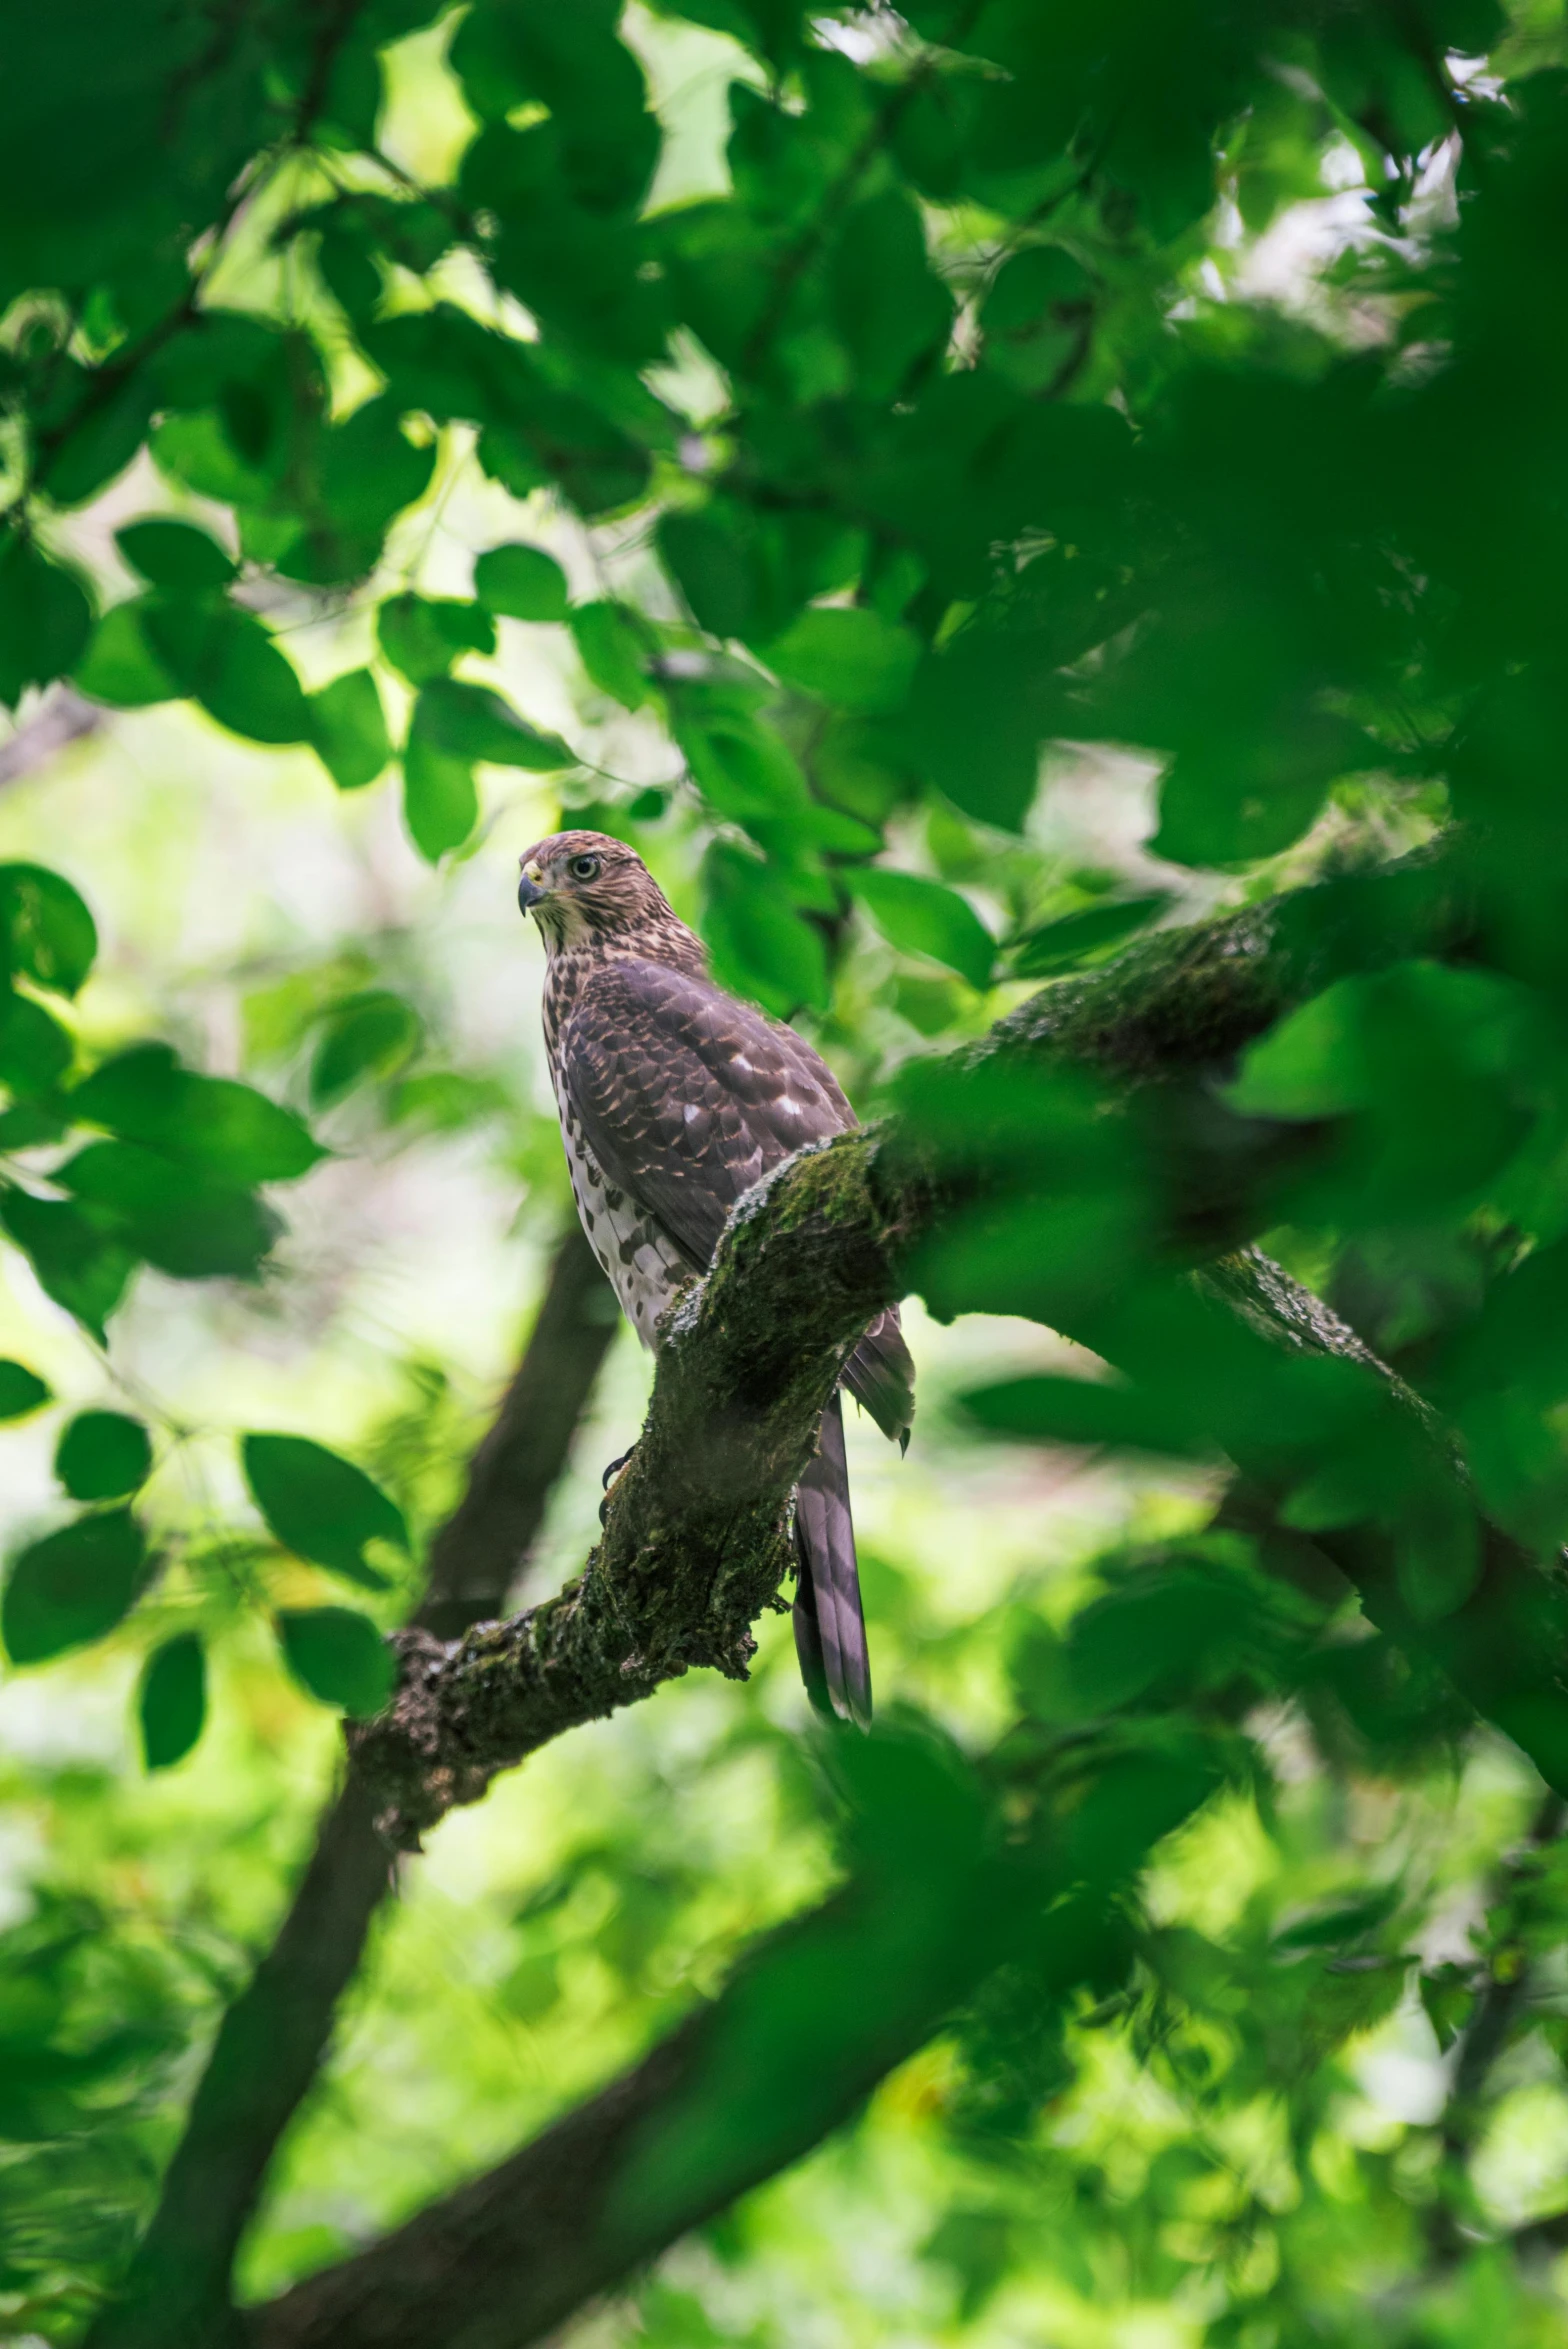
[356,848,1544,1848]
[355,1133,913,1846]
[85,1220,616,2349]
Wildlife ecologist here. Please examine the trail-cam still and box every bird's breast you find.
[549,1065,688,1350]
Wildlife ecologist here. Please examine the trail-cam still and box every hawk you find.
[516,829,913,1727]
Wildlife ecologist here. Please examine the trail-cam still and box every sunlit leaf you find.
[701,843,829,1015]
[73,598,182,707]
[115,518,235,592]
[763,608,919,715]
[276,1607,396,1716]
[55,1412,152,1503]
[957,1374,1204,1457]
[0,989,72,1095]
[2,1510,146,1666]
[377,593,496,687]
[310,992,422,1107]
[474,541,571,623]
[308,668,391,792]
[71,1045,323,1184]
[850,869,995,989]
[138,1631,206,1769]
[0,536,92,710]
[0,865,97,998]
[402,732,478,863]
[569,601,648,709]
[144,600,311,745]
[55,1141,281,1281]
[0,1361,50,1421]
[1010,895,1174,978]
[242,1433,407,1586]
[0,1188,134,1339]
[412,677,574,770]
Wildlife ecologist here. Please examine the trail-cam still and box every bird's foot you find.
[599,1445,637,1526]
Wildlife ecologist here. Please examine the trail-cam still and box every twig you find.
[0,685,104,785]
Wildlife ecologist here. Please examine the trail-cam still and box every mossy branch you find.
[350,844,1568,1848]
[352,1134,920,1847]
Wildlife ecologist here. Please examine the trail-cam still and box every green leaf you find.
[702,844,829,1016]
[0,1361,50,1421]
[402,733,478,864]
[0,990,72,1096]
[474,541,570,623]
[762,608,919,716]
[412,677,574,770]
[115,518,236,592]
[73,599,182,708]
[1010,895,1174,978]
[0,1189,134,1339]
[276,1607,396,1717]
[377,594,496,687]
[55,1412,152,1503]
[0,866,97,998]
[56,1143,281,1281]
[310,992,422,1107]
[980,244,1095,393]
[0,1102,64,1148]
[0,536,92,711]
[829,190,953,401]
[3,1509,146,1666]
[957,1374,1205,1458]
[139,1632,206,1770]
[71,1045,323,1184]
[144,600,311,745]
[901,634,1057,833]
[850,869,995,989]
[569,601,648,709]
[242,1432,408,1587]
[308,668,392,792]
[673,697,811,828]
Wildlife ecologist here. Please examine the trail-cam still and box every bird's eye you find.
[568,854,601,881]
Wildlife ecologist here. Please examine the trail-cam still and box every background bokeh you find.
[5,3,1568,2345]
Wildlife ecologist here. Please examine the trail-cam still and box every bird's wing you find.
[558,955,855,1270]
[843,1307,916,1449]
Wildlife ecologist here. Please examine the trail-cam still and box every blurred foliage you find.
[3,0,1568,2341]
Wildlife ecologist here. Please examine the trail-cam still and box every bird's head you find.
[517,830,692,960]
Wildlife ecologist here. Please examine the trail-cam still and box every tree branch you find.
[85,1220,617,2349]
[230,845,1562,2349]
[252,1717,1216,2349]
[357,848,1546,1849]
[0,684,103,785]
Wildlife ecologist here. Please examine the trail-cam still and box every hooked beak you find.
[517,859,547,914]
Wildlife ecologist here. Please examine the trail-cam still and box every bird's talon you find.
[599,1446,636,1526]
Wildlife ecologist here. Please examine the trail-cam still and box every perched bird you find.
[516,829,913,1727]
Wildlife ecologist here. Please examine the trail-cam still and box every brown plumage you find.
[516,829,913,1727]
